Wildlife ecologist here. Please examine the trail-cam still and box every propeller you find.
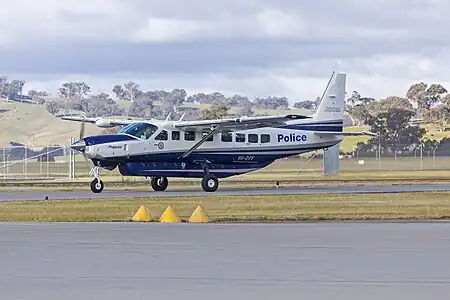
[70,112,94,169]
[79,113,85,141]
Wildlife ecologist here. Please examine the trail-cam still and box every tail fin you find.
[313,72,346,122]
[310,72,377,138]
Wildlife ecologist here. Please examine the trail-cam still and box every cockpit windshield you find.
[119,122,158,139]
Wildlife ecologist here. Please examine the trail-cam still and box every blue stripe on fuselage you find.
[280,124,343,132]
[84,134,137,146]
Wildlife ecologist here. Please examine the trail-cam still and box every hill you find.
[0,101,103,149]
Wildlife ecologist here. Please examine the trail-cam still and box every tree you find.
[160,88,187,116]
[294,100,315,110]
[0,76,26,97]
[45,101,62,115]
[58,81,91,99]
[406,82,447,110]
[200,104,230,120]
[87,93,124,117]
[128,92,155,118]
[423,104,450,132]
[357,108,425,153]
[122,82,141,102]
[112,85,126,100]
[57,81,91,113]
[346,90,361,107]
[349,104,370,126]
[238,101,254,116]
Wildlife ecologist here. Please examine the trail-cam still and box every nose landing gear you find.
[89,166,104,193]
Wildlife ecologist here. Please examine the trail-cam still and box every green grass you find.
[1,192,450,222]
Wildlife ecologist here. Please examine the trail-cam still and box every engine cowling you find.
[95,118,114,128]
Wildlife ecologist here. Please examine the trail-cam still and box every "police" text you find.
[277,133,307,143]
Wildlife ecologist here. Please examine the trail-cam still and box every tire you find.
[90,178,104,193]
[151,176,168,191]
[201,174,219,192]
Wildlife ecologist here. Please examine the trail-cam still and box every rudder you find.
[313,72,346,122]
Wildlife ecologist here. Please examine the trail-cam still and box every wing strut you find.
[179,127,220,159]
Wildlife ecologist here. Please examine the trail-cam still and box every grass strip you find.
[1,192,450,222]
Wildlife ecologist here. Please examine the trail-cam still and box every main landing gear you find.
[149,174,218,192]
[150,176,169,191]
[201,173,219,192]
[199,162,219,192]
[89,166,104,193]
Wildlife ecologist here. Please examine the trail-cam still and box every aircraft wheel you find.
[151,176,168,191]
[90,178,104,193]
[201,174,219,192]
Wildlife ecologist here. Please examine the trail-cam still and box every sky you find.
[1,0,449,104]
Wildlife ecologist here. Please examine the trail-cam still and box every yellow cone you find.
[188,205,209,223]
[159,206,181,223]
[131,205,151,222]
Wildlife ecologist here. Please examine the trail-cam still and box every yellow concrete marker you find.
[159,206,181,223]
[131,205,151,222]
[188,205,209,223]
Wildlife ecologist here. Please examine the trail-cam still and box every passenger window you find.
[248,134,258,143]
[171,131,180,140]
[221,130,232,142]
[185,131,196,141]
[261,134,270,143]
[155,130,168,140]
[202,130,214,141]
[235,133,245,143]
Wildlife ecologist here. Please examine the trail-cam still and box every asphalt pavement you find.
[1,221,449,299]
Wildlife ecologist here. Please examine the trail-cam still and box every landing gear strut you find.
[199,162,219,192]
[151,176,168,191]
[89,167,104,193]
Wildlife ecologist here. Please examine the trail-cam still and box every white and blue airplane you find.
[61,72,376,193]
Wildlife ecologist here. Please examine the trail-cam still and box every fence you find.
[1,142,450,181]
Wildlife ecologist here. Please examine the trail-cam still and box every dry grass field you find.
[1,192,449,222]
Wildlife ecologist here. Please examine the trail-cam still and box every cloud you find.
[1,0,450,102]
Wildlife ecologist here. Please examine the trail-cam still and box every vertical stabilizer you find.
[313,72,346,121]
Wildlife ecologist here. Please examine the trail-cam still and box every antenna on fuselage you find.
[165,112,172,121]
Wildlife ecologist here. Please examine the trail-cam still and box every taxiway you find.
[1,221,449,299]
[0,183,449,201]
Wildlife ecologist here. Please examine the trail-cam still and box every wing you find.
[314,131,377,137]
[60,116,135,128]
[174,114,311,131]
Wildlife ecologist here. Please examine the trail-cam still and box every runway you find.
[1,222,450,299]
[0,183,450,201]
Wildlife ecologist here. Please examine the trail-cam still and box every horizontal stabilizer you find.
[314,131,377,137]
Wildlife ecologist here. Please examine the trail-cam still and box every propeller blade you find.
[79,121,85,140]
[79,113,86,140]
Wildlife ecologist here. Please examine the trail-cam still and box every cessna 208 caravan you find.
[61,72,375,193]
